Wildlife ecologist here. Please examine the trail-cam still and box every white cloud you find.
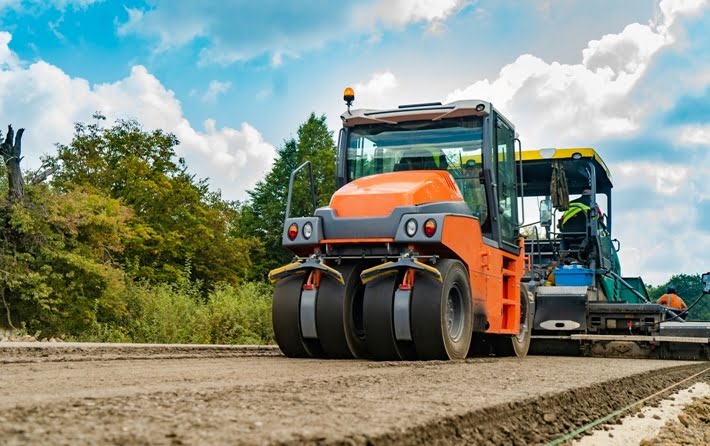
[116,1,467,66]
[0,31,19,68]
[0,34,275,201]
[355,0,467,33]
[353,70,399,108]
[446,0,709,148]
[200,80,231,104]
[678,124,710,146]
[610,160,710,284]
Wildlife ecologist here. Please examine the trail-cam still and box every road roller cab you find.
[269,90,532,361]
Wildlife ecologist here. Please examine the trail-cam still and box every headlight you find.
[405,219,417,237]
[302,222,313,239]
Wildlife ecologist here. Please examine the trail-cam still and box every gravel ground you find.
[643,391,710,445]
[575,382,710,446]
[0,343,708,445]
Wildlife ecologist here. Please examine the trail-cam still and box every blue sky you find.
[0,0,709,284]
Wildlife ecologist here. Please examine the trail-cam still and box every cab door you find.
[494,114,519,253]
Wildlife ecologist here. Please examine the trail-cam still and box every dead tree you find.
[0,125,25,201]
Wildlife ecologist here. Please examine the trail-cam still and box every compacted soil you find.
[0,342,708,445]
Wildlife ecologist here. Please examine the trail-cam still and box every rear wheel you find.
[272,275,322,358]
[411,259,473,360]
[493,289,532,357]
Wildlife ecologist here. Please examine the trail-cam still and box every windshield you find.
[346,117,488,220]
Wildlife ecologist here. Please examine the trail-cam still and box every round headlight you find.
[287,223,298,241]
[302,222,313,239]
[405,219,417,237]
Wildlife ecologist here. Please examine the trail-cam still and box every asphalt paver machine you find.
[519,148,710,359]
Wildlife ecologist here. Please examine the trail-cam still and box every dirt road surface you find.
[1,342,708,445]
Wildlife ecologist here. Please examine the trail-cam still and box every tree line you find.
[0,112,335,342]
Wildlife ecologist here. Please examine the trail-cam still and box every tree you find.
[0,183,131,335]
[49,115,252,287]
[239,113,336,279]
[0,125,25,201]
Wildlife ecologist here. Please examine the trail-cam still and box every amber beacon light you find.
[343,87,355,107]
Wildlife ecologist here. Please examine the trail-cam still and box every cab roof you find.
[518,148,613,197]
[341,100,515,130]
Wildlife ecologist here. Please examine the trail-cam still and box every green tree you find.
[0,184,131,335]
[49,115,252,287]
[239,113,336,279]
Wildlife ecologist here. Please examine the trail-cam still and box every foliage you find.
[648,273,709,320]
[86,278,274,345]
[1,112,332,343]
[49,115,252,287]
[239,113,336,279]
[0,184,130,336]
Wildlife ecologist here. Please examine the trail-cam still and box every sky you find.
[0,0,709,285]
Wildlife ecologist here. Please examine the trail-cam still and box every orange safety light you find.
[287,223,299,241]
[424,219,437,238]
[343,87,355,106]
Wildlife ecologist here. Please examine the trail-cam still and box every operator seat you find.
[394,150,438,171]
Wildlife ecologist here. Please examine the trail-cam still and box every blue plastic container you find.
[554,265,594,287]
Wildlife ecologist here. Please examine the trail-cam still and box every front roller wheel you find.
[363,274,403,361]
[411,259,473,360]
[492,289,533,357]
[316,263,371,359]
[272,275,322,358]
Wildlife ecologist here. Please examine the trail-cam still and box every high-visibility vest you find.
[560,202,591,227]
[657,293,687,310]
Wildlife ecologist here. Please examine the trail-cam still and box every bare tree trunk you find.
[0,125,25,201]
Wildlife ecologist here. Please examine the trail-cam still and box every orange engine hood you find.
[329,171,464,218]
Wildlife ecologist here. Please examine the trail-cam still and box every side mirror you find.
[539,198,553,227]
[702,272,710,294]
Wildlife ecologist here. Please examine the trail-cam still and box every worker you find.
[656,286,688,318]
[558,189,600,254]
[559,189,596,234]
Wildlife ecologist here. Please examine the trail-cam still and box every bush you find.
[84,279,274,345]
[206,282,273,345]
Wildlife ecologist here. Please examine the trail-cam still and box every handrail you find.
[532,225,541,267]
[601,269,650,304]
[285,161,316,220]
[515,138,525,226]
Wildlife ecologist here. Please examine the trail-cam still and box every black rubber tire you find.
[272,275,313,358]
[342,263,373,359]
[316,263,372,359]
[492,289,533,357]
[363,274,402,361]
[411,259,473,360]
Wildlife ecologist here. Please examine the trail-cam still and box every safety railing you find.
[285,161,317,220]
